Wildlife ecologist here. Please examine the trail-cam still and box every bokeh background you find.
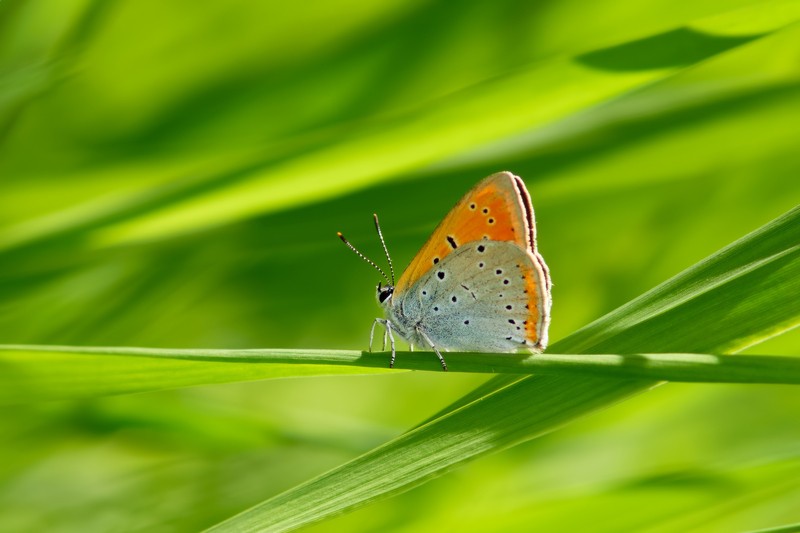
[2,0,800,531]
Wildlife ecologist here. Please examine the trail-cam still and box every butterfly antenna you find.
[373,213,395,285]
[337,231,391,285]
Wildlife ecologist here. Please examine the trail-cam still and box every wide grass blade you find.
[207,206,800,532]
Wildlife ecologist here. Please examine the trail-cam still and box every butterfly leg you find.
[370,318,397,368]
[416,328,448,372]
[385,320,397,368]
[369,319,380,352]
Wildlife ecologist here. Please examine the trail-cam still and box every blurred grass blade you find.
[4,3,792,250]
[407,457,800,531]
[86,59,671,245]
[208,207,800,532]
[747,523,800,533]
[1,347,800,406]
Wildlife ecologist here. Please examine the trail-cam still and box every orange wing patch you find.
[520,257,550,350]
[395,172,539,294]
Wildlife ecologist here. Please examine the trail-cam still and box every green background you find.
[1,0,799,531]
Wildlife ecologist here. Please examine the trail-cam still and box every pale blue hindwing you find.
[386,240,539,352]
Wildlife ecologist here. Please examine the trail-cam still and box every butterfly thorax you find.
[374,284,422,346]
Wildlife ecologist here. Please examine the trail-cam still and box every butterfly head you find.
[376,282,394,307]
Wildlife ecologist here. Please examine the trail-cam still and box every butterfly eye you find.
[377,286,394,303]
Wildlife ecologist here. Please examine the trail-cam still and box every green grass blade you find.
[216,375,651,533]
[1,346,799,406]
[207,206,800,532]
[0,346,390,404]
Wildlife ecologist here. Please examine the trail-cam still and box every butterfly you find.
[338,171,551,371]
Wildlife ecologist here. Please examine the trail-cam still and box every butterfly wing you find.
[395,240,550,351]
[394,172,550,295]
[393,171,551,350]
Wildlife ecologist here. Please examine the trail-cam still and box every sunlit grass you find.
[1,1,799,532]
